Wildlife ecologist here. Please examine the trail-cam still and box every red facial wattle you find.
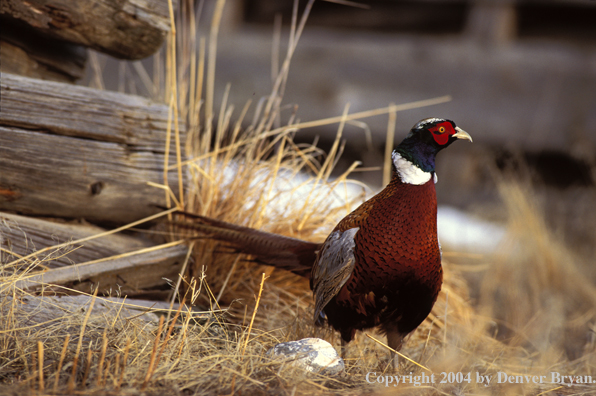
[429,122,454,145]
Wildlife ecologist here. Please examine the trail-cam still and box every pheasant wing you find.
[311,227,359,322]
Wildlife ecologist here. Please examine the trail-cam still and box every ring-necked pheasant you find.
[174,118,472,368]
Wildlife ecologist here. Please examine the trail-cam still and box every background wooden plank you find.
[0,126,184,224]
[0,73,187,224]
[1,212,189,296]
[0,73,184,153]
[1,295,209,330]
[0,17,87,82]
[0,0,175,60]
[14,242,188,295]
[0,213,154,268]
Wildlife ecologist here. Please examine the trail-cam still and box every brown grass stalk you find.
[175,312,190,360]
[8,208,178,270]
[116,338,130,390]
[81,343,93,388]
[102,360,110,387]
[53,334,70,392]
[383,103,397,186]
[4,0,595,394]
[166,0,184,209]
[141,315,165,390]
[216,256,240,303]
[68,287,98,392]
[162,95,174,211]
[167,242,195,318]
[97,329,108,386]
[365,334,430,372]
[112,354,120,388]
[155,299,184,368]
[37,341,44,392]
[241,273,268,356]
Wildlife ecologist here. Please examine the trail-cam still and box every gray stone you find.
[267,338,345,376]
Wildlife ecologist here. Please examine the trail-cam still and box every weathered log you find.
[0,73,187,224]
[13,241,189,295]
[0,73,184,152]
[0,0,176,60]
[0,16,87,82]
[1,294,210,330]
[1,212,190,295]
[1,212,157,268]
[0,40,83,83]
[0,126,184,224]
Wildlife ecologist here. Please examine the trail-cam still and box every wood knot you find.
[89,181,104,196]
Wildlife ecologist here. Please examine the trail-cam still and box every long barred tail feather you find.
[172,211,320,279]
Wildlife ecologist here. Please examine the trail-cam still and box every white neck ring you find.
[392,152,433,185]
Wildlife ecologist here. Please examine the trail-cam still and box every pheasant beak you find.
[453,127,473,142]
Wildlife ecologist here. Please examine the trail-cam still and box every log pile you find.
[0,0,189,302]
[1,0,176,81]
[1,73,184,224]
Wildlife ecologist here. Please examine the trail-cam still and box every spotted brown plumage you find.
[318,174,443,362]
[174,118,472,368]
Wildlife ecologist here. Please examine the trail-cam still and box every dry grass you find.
[2,0,596,395]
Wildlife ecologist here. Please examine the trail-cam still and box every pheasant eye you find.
[431,124,450,145]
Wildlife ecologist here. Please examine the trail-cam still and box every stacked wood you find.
[1,0,174,59]
[1,294,210,329]
[0,1,188,301]
[0,72,186,225]
[0,72,189,297]
[0,16,87,83]
[1,213,190,296]
[1,0,177,81]
[1,213,155,268]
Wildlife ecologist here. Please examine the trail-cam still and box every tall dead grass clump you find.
[480,177,596,362]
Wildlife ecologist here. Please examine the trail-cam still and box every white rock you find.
[267,338,344,376]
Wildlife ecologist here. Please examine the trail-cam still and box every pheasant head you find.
[393,118,472,185]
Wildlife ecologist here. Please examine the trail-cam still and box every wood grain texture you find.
[14,242,188,294]
[0,16,87,82]
[0,126,183,224]
[1,212,189,295]
[0,0,176,59]
[0,212,153,268]
[1,294,209,331]
[0,40,81,83]
[0,73,187,224]
[1,73,184,152]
